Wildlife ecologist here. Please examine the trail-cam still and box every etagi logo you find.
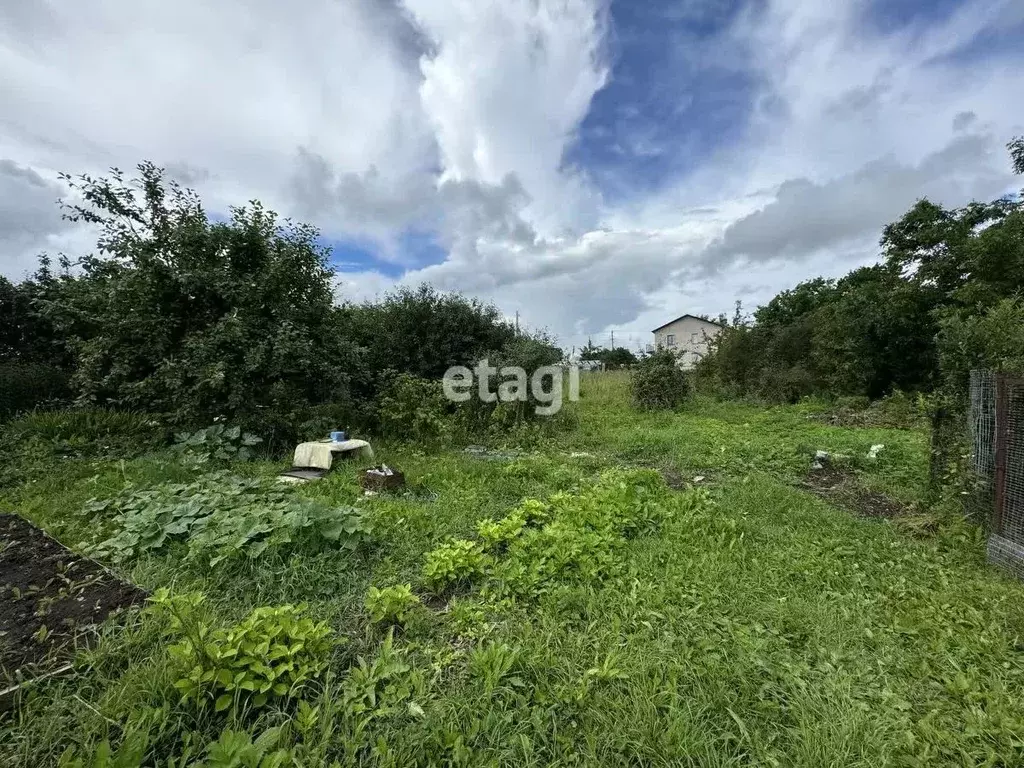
[442,360,580,416]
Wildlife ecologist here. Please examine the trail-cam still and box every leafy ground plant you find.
[480,468,680,599]
[87,472,370,565]
[173,424,263,465]
[422,539,489,593]
[365,584,420,625]
[148,590,334,711]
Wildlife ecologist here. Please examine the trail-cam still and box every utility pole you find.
[515,310,519,334]
[610,330,614,349]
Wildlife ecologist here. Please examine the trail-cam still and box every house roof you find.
[651,314,725,333]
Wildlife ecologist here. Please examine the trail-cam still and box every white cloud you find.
[405,0,609,235]
[1,0,1023,355]
[701,131,1014,272]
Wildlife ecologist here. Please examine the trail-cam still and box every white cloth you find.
[292,439,374,470]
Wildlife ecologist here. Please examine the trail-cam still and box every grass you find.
[2,372,1023,766]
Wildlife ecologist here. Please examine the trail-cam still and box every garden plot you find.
[4,377,1024,766]
[0,513,145,684]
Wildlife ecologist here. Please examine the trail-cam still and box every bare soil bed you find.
[0,513,145,681]
[801,466,909,519]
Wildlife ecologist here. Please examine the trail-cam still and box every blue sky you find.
[569,0,759,201]
[2,0,1023,350]
[326,231,447,279]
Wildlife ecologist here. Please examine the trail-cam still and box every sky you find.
[2,0,1023,354]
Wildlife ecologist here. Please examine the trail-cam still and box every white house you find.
[652,314,724,369]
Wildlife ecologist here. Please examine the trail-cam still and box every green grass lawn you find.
[3,373,1024,767]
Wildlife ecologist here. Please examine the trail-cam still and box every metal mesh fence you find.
[969,370,996,478]
[982,372,1024,579]
[997,378,1024,541]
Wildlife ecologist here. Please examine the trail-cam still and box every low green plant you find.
[475,513,526,551]
[366,584,420,625]
[3,407,163,457]
[57,728,151,768]
[194,727,294,768]
[467,641,522,694]
[486,469,674,599]
[148,591,334,711]
[518,498,552,525]
[492,521,621,598]
[173,423,263,465]
[88,473,370,565]
[422,539,489,592]
[339,632,423,754]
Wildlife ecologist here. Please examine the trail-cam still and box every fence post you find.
[993,374,1008,536]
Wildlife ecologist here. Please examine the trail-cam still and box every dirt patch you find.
[659,466,713,491]
[421,593,451,613]
[801,466,909,519]
[0,513,146,681]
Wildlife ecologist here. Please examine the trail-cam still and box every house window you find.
[666,334,675,346]
[690,332,699,343]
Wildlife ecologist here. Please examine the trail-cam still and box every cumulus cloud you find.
[1,0,1023,354]
[702,130,1015,272]
[406,0,609,235]
[0,160,72,278]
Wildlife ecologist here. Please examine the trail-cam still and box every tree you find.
[41,162,359,433]
[754,278,836,328]
[600,347,639,370]
[340,285,517,386]
[698,139,1024,402]
[0,262,70,366]
[1009,136,1024,176]
[881,198,1016,301]
[578,344,637,369]
[579,339,603,364]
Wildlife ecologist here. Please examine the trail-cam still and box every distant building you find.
[651,314,724,369]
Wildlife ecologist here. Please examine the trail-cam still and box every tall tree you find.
[41,162,358,429]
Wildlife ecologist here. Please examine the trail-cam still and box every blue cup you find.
[330,430,346,442]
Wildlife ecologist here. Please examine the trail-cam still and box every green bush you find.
[0,363,70,420]
[938,297,1024,392]
[756,364,817,404]
[630,350,690,410]
[459,333,566,433]
[294,400,370,443]
[365,584,420,625]
[41,163,360,439]
[147,591,334,711]
[342,284,517,383]
[377,373,453,445]
[88,473,370,565]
